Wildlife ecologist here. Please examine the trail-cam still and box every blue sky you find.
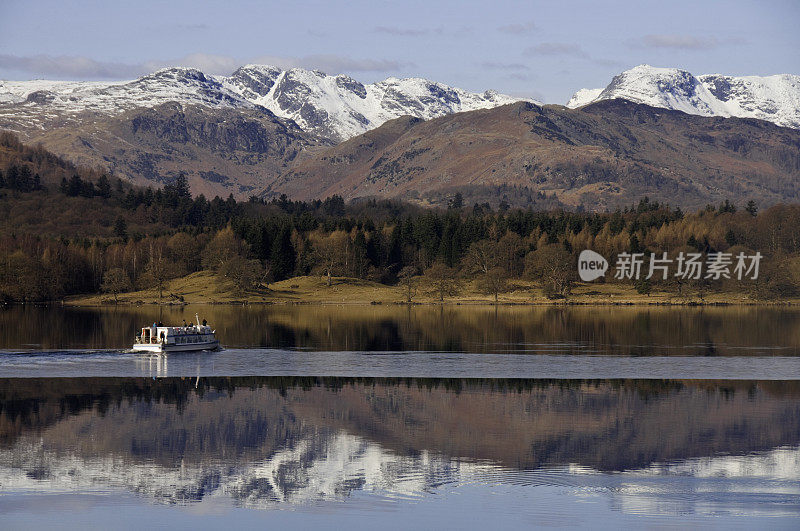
[0,0,798,103]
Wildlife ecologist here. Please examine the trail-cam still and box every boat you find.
[133,314,219,353]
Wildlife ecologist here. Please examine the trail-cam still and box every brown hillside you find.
[6,102,331,198]
[266,99,800,210]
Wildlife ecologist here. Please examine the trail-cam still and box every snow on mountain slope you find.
[566,65,800,129]
[0,68,253,133]
[0,65,524,141]
[565,88,603,109]
[0,429,494,508]
[222,65,526,141]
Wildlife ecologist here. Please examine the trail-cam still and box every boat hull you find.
[132,341,219,353]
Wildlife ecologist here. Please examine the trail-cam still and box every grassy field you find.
[65,270,793,306]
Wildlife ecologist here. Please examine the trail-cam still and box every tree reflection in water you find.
[2,304,800,356]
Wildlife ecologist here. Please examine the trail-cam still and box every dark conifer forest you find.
[1,132,798,302]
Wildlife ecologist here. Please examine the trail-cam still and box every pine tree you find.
[724,229,737,247]
[270,224,296,281]
[96,175,111,198]
[67,175,83,196]
[113,217,128,239]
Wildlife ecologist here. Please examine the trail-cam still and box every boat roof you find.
[143,325,213,332]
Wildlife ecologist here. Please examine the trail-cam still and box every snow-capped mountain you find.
[223,65,525,141]
[0,65,524,142]
[3,432,798,515]
[567,64,800,130]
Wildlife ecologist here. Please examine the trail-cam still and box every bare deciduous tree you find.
[424,262,459,302]
[311,231,348,286]
[398,266,417,303]
[525,244,574,299]
[101,267,131,303]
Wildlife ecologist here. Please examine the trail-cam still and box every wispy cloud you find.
[148,53,241,75]
[0,54,144,79]
[373,26,443,36]
[524,43,589,58]
[176,23,210,31]
[497,22,536,34]
[630,34,749,50]
[479,61,530,71]
[280,54,410,73]
[521,43,621,70]
[507,72,534,82]
[0,52,407,80]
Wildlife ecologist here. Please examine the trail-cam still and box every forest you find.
[1,131,799,303]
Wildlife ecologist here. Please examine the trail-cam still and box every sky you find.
[0,0,798,103]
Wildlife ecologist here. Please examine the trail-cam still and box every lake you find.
[1,304,799,528]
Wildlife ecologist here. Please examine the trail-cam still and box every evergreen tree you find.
[725,229,737,247]
[449,192,464,210]
[270,223,296,281]
[96,175,111,198]
[113,216,128,239]
[67,175,83,196]
[5,166,19,190]
[387,225,403,276]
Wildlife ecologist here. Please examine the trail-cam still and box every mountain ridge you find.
[265,98,800,210]
[0,65,524,143]
[567,64,800,130]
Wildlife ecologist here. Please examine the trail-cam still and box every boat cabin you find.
[137,325,215,346]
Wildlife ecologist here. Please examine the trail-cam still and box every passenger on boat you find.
[202,319,207,326]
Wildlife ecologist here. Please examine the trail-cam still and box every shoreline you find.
[4,271,787,308]
[5,302,798,307]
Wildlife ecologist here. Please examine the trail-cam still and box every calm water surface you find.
[1,303,799,355]
[1,305,800,527]
[1,378,799,528]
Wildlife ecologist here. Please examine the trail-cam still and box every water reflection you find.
[1,378,799,517]
[2,304,800,355]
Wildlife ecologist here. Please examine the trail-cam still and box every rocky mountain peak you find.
[567,65,800,129]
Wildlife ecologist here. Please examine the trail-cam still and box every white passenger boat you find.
[133,314,219,353]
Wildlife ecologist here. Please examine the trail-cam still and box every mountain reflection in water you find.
[1,377,799,517]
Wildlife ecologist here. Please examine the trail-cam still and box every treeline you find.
[1,131,799,302]
[2,192,799,302]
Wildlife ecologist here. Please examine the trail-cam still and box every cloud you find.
[281,54,410,73]
[148,53,242,75]
[373,26,443,36]
[0,54,144,79]
[507,72,534,81]
[631,34,748,51]
[637,34,720,50]
[520,43,620,70]
[508,88,545,102]
[176,23,210,31]
[524,43,589,58]
[0,52,407,80]
[479,61,530,71]
[497,22,536,34]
